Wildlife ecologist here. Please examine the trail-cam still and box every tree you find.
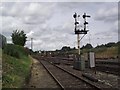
[85,43,93,49]
[61,46,71,51]
[105,42,115,47]
[82,43,93,49]
[11,30,27,46]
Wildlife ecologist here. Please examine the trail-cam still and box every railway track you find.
[40,60,102,90]
[95,65,119,75]
[51,58,119,76]
[81,60,119,75]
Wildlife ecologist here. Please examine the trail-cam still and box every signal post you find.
[73,12,90,70]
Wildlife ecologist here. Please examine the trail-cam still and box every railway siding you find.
[40,60,100,89]
[42,57,119,89]
[56,64,119,89]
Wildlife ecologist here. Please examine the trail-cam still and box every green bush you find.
[2,44,32,88]
[11,30,27,46]
[3,44,28,58]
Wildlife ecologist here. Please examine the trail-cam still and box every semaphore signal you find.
[73,12,91,70]
[73,12,90,56]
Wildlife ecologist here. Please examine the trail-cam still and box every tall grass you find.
[3,44,28,59]
[2,44,32,88]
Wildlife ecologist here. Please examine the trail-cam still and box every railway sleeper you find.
[82,73,98,82]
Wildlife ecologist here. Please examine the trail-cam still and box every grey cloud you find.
[1,2,118,51]
[57,2,97,9]
[1,2,56,39]
[26,24,76,51]
[94,5,118,22]
[21,3,56,24]
[23,15,46,24]
[1,2,56,24]
[1,2,30,17]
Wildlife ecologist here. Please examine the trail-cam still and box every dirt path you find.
[27,58,60,88]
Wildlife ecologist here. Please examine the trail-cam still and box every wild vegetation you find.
[2,43,32,87]
[38,41,119,60]
[11,30,27,46]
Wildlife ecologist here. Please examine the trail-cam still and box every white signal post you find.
[73,12,90,70]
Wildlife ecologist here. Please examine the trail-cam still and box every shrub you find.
[3,44,28,59]
[11,30,27,46]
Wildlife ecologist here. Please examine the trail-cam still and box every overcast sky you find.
[0,1,119,51]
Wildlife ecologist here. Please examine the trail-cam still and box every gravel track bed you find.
[27,58,60,88]
[56,64,119,89]
[41,60,97,89]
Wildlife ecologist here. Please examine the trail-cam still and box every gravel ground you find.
[41,60,95,89]
[56,64,119,89]
[27,58,60,88]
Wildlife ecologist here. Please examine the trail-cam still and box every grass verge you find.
[2,44,32,88]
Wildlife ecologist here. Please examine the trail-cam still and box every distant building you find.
[0,34,7,48]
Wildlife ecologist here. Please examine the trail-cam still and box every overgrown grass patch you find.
[3,44,28,59]
[94,46,118,59]
[2,44,32,88]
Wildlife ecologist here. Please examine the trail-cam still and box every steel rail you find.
[52,63,102,90]
[44,60,102,90]
[55,65,103,90]
[39,60,65,90]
